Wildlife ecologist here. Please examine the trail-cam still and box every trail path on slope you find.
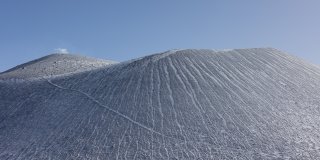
[45,79,185,142]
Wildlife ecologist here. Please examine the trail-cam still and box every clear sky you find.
[1,0,320,71]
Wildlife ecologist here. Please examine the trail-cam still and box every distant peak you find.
[0,53,117,80]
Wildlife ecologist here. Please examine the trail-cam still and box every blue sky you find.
[0,0,320,71]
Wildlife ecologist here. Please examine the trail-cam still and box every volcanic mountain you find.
[1,48,320,159]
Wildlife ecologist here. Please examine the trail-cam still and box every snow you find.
[1,48,320,159]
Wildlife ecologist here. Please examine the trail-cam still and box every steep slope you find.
[1,48,320,159]
[0,53,116,80]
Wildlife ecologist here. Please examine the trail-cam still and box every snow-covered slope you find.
[1,48,320,159]
[0,53,116,80]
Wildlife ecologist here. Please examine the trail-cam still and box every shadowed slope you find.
[1,48,320,159]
